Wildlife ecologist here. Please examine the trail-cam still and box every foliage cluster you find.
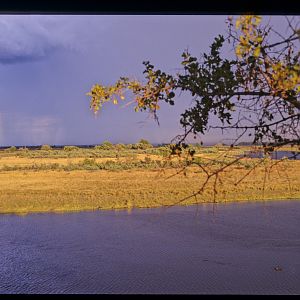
[88,15,300,152]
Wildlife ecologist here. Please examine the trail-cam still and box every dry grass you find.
[0,157,299,214]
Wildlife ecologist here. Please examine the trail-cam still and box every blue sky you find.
[0,15,291,146]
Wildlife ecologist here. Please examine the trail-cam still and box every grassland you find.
[0,144,299,214]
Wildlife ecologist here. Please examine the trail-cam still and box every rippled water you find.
[1,200,300,294]
[244,151,300,160]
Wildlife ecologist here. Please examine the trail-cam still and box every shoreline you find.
[1,197,300,216]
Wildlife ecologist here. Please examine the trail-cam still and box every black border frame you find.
[0,0,299,15]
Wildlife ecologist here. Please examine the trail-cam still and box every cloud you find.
[0,15,90,64]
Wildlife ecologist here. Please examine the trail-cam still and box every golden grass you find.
[0,157,299,214]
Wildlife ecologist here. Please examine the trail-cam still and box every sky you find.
[0,15,292,146]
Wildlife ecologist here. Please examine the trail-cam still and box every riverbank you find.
[1,157,300,214]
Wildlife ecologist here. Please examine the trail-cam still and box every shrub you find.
[115,143,126,150]
[138,139,153,148]
[102,141,113,149]
[5,146,17,152]
[41,144,52,150]
[79,158,100,170]
[157,146,171,157]
[144,156,152,163]
[63,146,79,151]
[130,143,139,150]
[139,138,150,144]
[95,141,114,150]
[81,158,97,166]
[18,147,29,152]
[131,143,149,150]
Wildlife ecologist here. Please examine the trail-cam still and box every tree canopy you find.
[87,15,300,153]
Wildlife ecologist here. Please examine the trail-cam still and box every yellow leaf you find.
[255,16,262,25]
[253,47,260,57]
[257,36,263,43]
[235,45,242,57]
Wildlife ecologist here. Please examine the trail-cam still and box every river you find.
[243,150,300,160]
[1,200,299,294]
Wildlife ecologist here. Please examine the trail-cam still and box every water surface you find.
[0,200,300,294]
[243,150,300,160]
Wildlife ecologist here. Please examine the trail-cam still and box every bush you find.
[18,147,29,152]
[63,146,79,151]
[115,143,126,150]
[79,158,100,170]
[144,156,152,163]
[81,158,97,166]
[95,141,114,150]
[5,146,17,152]
[130,143,139,150]
[138,139,153,148]
[41,144,52,150]
[131,143,149,150]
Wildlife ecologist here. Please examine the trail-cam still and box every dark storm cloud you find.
[0,16,88,64]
